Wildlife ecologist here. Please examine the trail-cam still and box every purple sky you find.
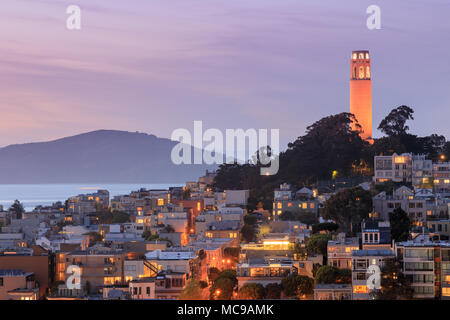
[1,0,449,149]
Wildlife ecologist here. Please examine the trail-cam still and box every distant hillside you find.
[0,130,215,183]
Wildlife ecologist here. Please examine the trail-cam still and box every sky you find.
[1,0,449,149]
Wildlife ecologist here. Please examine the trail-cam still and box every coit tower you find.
[350,50,372,142]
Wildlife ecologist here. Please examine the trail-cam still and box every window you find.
[366,66,370,78]
[0,278,3,286]
[359,66,364,79]
[146,287,150,295]
[442,288,450,297]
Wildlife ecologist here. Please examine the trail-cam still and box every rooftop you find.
[352,249,394,257]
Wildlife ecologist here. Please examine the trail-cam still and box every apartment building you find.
[361,220,392,250]
[129,277,156,299]
[67,190,109,214]
[373,186,427,225]
[314,284,352,300]
[0,248,50,298]
[272,184,319,219]
[433,162,450,196]
[57,247,126,293]
[427,220,450,238]
[351,249,395,300]
[396,240,450,299]
[374,153,413,184]
[327,234,359,269]
[0,270,39,300]
[144,249,198,278]
[237,257,297,289]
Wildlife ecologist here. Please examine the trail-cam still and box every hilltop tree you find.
[378,105,414,137]
[283,112,369,183]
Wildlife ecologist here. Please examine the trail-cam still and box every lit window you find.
[366,66,370,78]
[157,198,164,206]
[277,202,282,209]
[359,67,364,79]
[443,288,450,297]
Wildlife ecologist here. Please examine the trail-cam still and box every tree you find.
[9,200,24,219]
[210,270,237,300]
[243,214,257,226]
[281,274,301,297]
[238,283,265,300]
[322,187,372,233]
[389,207,411,242]
[306,233,331,256]
[264,283,282,299]
[279,211,318,226]
[372,258,413,300]
[297,276,314,298]
[314,265,351,284]
[281,274,314,298]
[179,279,209,300]
[208,267,221,283]
[162,224,175,233]
[378,105,414,136]
[241,224,256,243]
[312,222,339,234]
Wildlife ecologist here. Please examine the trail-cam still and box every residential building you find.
[129,277,156,299]
[396,239,450,299]
[0,270,39,300]
[327,234,359,269]
[351,249,395,300]
[314,284,352,300]
[361,220,391,250]
[373,153,413,184]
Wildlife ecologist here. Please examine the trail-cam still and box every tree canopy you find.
[314,265,352,284]
[389,207,411,242]
[237,283,265,300]
[321,187,372,233]
[306,233,331,256]
[378,105,415,136]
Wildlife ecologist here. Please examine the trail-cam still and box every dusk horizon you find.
[2,0,450,149]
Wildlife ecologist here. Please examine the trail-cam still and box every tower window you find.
[359,53,364,59]
[359,66,364,79]
[352,53,357,60]
[365,53,369,59]
[366,66,370,78]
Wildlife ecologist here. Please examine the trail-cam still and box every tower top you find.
[351,50,370,61]
[351,50,371,80]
